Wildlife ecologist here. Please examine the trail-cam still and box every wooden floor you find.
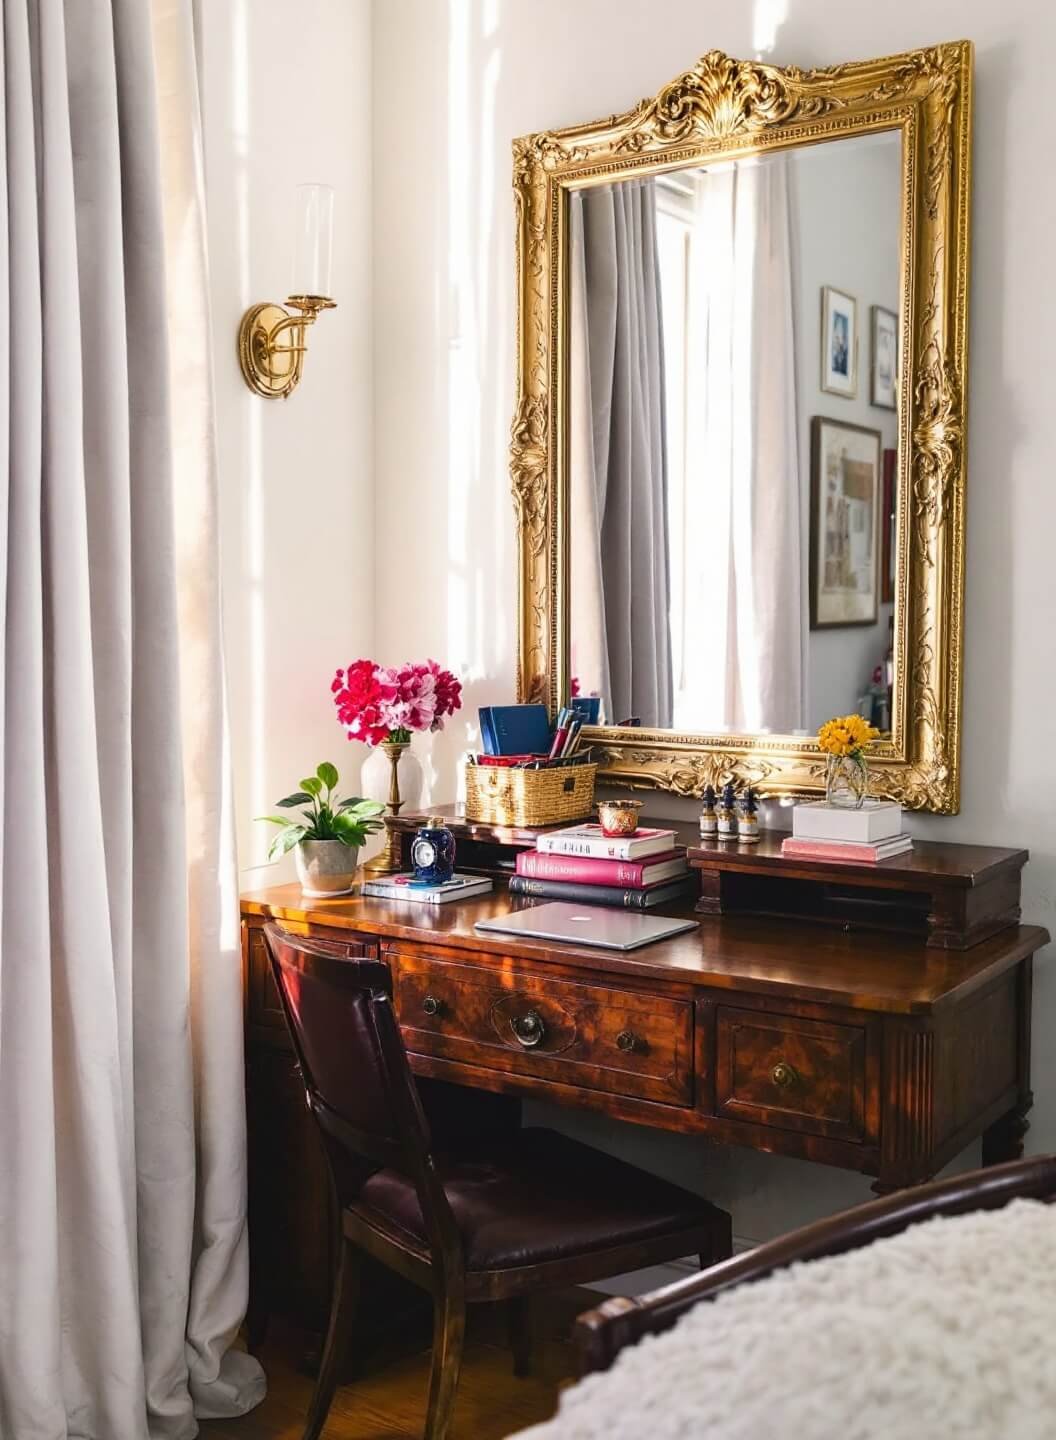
[201,1293,587,1440]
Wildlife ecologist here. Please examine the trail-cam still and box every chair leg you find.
[245,1292,269,1356]
[304,1236,360,1440]
[424,1278,467,1440]
[508,1295,533,1378]
[700,1212,734,1270]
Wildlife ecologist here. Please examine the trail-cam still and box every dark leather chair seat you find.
[358,1127,723,1272]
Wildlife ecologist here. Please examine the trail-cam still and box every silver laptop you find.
[474,901,697,952]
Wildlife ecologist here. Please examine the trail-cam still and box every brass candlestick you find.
[363,739,409,875]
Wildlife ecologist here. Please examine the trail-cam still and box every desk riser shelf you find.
[690,832,1027,949]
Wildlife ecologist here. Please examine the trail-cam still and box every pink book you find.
[515,849,687,889]
[781,836,913,864]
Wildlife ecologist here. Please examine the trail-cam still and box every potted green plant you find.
[260,762,385,896]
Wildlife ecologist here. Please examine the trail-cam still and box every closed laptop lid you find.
[474,901,697,952]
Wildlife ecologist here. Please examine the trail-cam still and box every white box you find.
[791,800,903,843]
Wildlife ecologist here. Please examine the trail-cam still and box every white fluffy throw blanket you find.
[515,1200,1056,1440]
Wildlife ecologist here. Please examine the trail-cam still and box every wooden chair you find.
[575,1152,1056,1375]
[263,923,731,1440]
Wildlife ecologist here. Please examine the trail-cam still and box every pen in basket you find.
[546,706,572,762]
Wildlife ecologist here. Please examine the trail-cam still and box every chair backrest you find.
[263,924,441,1202]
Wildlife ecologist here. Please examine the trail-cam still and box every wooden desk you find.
[241,882,1047,1328]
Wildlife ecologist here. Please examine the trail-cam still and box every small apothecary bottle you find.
[717,782,738,839]
[737,787,760,843]
[699,784,718,837]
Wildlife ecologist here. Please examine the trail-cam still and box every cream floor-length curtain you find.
[670,155,803,734]
[0,2,265,1437]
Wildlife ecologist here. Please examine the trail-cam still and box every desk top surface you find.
[241,882,1049,1016]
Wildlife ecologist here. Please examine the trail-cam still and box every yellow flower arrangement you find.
[817,713,880,759]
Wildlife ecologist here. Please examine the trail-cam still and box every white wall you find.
[373,0,1056,1249]
[201,0,374,883]
[791,137,900,729]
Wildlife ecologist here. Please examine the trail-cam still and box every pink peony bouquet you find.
[332,658,462,747]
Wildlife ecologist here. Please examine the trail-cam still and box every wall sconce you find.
[238,184,337,399]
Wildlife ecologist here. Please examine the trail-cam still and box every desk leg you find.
[245,1050,271,1352]
[981,1100,1032,1167]
[875,1019,936,1197]
[870,1176,934,1198]
[982,958,1034,1168]
[983,957,1034,1168]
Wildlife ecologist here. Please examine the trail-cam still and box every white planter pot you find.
[294,839,360,897]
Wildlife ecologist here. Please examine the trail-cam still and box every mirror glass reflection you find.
[568,130,901,737]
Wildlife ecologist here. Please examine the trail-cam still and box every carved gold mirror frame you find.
[510,42,972,813]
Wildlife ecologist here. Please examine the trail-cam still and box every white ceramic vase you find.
[360,742,423,811]
[295,839,360,897]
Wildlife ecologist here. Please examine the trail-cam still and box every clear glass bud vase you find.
[825,752,868,809]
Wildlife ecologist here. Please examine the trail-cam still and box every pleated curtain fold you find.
[569,179,673,730]
[0,2,264,1435]
[677,156,803,734]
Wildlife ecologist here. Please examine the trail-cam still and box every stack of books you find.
[781,801,912,863]
[361,873,493,905]
[508,822,692,910]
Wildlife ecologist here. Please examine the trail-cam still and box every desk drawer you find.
[715,1006,866,1142]
[390,949,692,1106]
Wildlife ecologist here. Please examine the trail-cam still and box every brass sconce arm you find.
[238,294,336,399]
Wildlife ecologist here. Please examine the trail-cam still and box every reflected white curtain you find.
[0,2,264,1436]
[569,179,672,728]
[672,156,803,733]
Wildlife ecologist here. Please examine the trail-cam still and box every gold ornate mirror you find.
[510,43,972,813]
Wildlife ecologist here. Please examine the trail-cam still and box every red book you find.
[515,848,688,889]
[781,836,913,864]
[475,754,547,767]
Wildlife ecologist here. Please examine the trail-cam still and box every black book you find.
[508,875,695,911]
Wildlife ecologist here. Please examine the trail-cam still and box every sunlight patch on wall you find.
[445,0,504,692]
[231,0,268,861]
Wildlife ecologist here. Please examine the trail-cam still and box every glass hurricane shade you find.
[291,183,334,298]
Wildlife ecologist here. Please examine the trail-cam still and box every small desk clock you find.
[410,816,457,885]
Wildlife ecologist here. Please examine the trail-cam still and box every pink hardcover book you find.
[515,849,687,889]
[781,836,913,863]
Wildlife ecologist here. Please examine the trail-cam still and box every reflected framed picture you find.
[810,416,882,629]
[820,285,857,398]
[871,304,898,410]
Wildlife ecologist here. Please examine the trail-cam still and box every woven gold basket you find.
[464,763,597,828]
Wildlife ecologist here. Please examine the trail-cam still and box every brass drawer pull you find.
[771,1060,798,1090]
[422,994,444,1018]
[510,1010,546,1048]
[616,1029,643,1054]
